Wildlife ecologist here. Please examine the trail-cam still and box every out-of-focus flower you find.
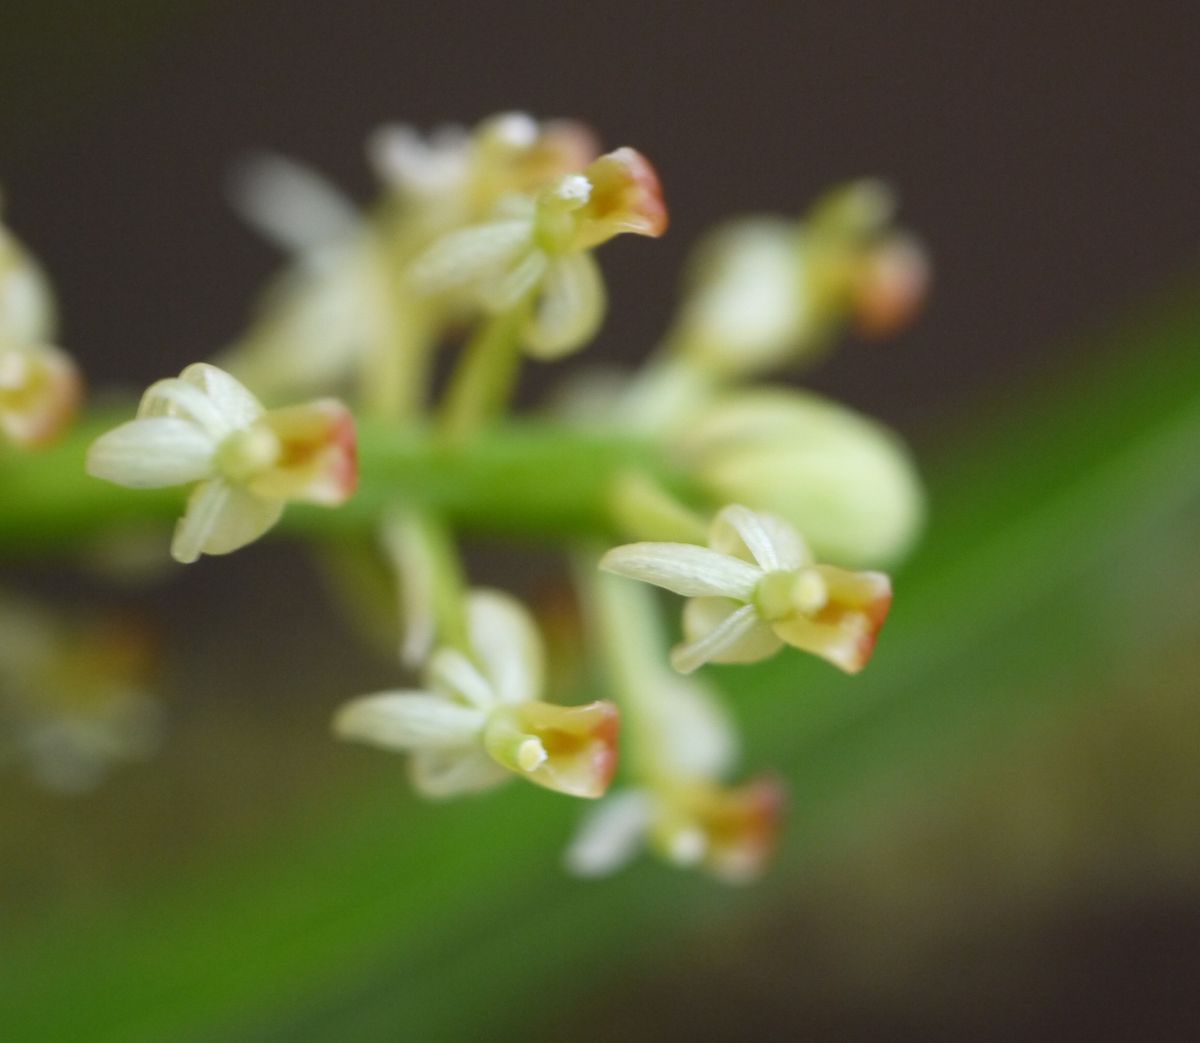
[566,775,785,884]
[335,589,618,799]
[409,147,667,358]
[601,504,891,674]
[666,179,928,378]
[0,341,81,448]
[804,178,930,340]
[0,598,160,794]
[672,387,925,568]
[86,363,356,563]
[0,206,81,447]
[565,593,783,883]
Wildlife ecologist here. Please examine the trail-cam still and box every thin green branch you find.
[0,412,695,557]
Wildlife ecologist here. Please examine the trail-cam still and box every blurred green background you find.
[2,3,1198,1040]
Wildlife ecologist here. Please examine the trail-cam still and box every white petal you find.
[465,589,543,705]
[408,220,533,297]
[408,747,509,799]
[178,364,264,430]
[710,505,809,571]
[137,378,232,439]
[523,252,605,359]
[670,603,768,674]
[227,152,362,255]
[170,480,283,563]
[426,648,497,711]
[563,790,652,878]
[86,417,215,488]
[599,543,761,600]
[333,692,485,750]
[682,597,784,666]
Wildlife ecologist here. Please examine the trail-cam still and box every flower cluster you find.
[5,111,928,883]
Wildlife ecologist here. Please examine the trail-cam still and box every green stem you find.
[360,289,435,424]
[0,412,698,558]
[576,554,677,783]
[437,307,527,443]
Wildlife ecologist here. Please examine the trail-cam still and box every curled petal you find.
[523,251,605,359]
[0,342,81,448]
[709,504,809,572]
[86,417,215,488]
[484,699,619,799]
[409,747,510,799]
[564,789,652,877]
[571,148,668,250]
[178,363,264,431]
[465,589,544,706]
[137,378,235,439]
[249,398,358,505]
[671,602,775,674]
[771,565,892,673]
[600,543,761,600]
[333,692,485,751]
[170,479,284,564]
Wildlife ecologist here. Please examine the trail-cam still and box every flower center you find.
[215,424,282,483]
[754,568,828,622]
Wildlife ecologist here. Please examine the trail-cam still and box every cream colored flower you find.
[0,341,80,448]
[601,505,892,674]
[335,589,619,800]
[86,363,356,563]
[409,147,667,358]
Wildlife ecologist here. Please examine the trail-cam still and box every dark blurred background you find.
[2,2,1199,1040]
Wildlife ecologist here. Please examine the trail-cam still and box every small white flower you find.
[408,147,667,359]
[334,589,619,800]
[600,505,892,675]
[86,363,357,563]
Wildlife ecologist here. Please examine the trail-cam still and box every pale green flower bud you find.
[672,389,924,568]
